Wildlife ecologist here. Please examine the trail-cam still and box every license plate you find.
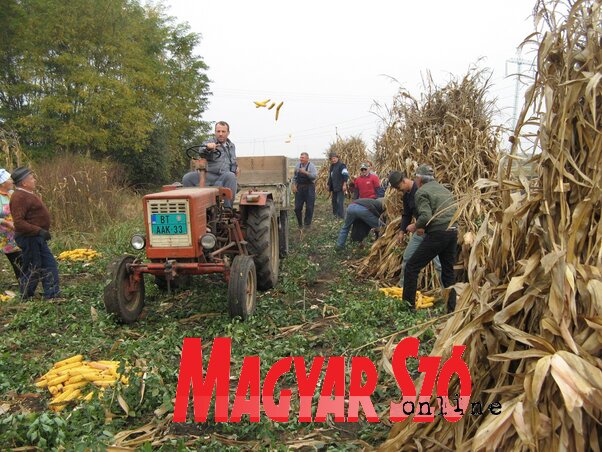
[151,214,188,235]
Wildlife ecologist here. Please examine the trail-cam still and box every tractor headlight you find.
[130,234,146,250]
[200,233,217,250]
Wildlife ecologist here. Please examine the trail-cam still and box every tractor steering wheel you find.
[186,145,222,161]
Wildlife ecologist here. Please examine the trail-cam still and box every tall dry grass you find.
[32,155,141,236]
[0,128,27,169]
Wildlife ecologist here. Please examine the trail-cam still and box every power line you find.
[236,115,377,143]
[212,87,392,102]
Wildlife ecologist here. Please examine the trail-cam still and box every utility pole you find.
[505,53,536,128]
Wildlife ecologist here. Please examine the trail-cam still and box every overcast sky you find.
[162,0,537,158]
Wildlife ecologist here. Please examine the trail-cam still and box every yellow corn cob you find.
[62,389,82,402]
[54,355,84,368]
[65,374,87,383]
[97,361,120,366]
[48,386,60,396]
[93,375,117,382]
[50,403,67,412]
[35,379,48,388]
[47,374,70,386]
[81,372,104,381]
[87,362,110,371]
[62,381,88,391]
[92,381,115,388]
[82,392,94,401]
[50,388,78,404]
[275,101,284,121]
[48,362,86,377]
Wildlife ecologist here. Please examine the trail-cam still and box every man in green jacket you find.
[402,164,458,312]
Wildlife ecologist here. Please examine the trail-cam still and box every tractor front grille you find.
[146,199,192,247]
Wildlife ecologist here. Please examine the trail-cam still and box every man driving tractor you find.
[182,121,239,207]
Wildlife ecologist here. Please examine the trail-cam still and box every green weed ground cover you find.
[0,199,446,450]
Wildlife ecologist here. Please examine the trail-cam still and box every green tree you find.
[0,0,210,183]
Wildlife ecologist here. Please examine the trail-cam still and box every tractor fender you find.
[239,191,272,206]
[218,187,233,202]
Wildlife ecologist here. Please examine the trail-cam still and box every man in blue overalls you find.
[292,152,317,229]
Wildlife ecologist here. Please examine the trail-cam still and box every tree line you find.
[0,0,211,185]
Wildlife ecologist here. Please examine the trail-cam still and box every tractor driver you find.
[182,121,239,208]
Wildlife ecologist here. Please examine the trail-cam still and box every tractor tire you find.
[246,200,279,290]
[278,210,289,258]
[228,255,257,320]
[103,255,145,324]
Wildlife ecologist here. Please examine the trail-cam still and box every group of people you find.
[289,150,457,312]
[0,167,60,299]
[292,152,383,229]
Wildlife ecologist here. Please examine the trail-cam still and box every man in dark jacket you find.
[327,152,349,219]
[9,167,60,299]
[388,171,442,287]
[336,198,384,248]
[401,165,458,312]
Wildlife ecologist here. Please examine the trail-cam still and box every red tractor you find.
[103,146,289,323]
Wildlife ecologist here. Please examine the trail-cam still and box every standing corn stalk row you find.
[356,69,502,284]
[382,0,602,450]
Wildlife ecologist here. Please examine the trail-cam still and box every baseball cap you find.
[0,169,10,184]
[388,171,404,188]
[415,164,434,177]
[11,167,32,185]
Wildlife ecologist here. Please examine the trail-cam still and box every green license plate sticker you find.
[151,214,188,235]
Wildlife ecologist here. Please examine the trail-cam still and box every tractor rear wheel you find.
[278,210,289,258]
[228,255,257,319]
[104,255,145,324]
[246,200,279,290]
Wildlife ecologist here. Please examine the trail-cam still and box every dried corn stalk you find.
[0,128,26,169]
[356,69,501,284]
[382,0,602,450]
[315,135,371,195]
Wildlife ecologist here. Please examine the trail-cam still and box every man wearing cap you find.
[400,165,458,312]
[336,197,385,249]
[327,153,349,219]
[387,171,442,287]
[9,167,60,299]
[292,152,317,229]
[353,163,381,200]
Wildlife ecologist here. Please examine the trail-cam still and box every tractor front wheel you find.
[246,200,279,290]
[104,255,145,324]
[228,255,257,320]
